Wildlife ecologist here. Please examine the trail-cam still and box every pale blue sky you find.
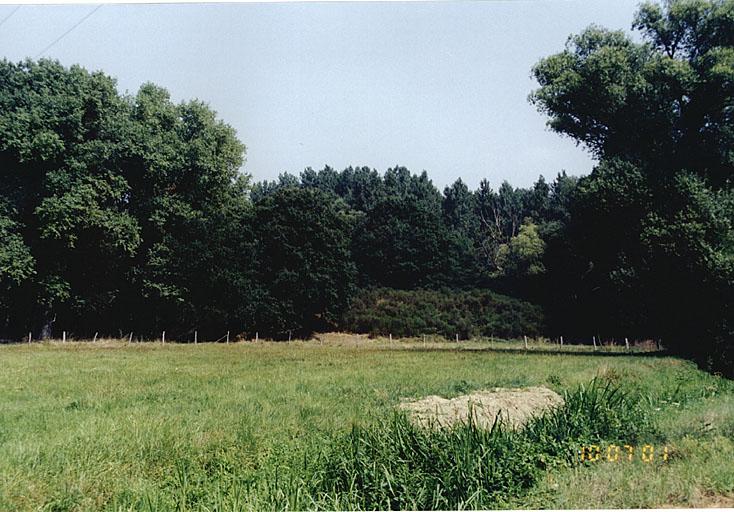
[0,1,640,189]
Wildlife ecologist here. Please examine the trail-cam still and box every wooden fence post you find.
[560,335,564,346]
[455,333,459,343]
[524,335,528,349]
[592,335,597,351]
[194,331,198,344]
[389,333,392,344]
[28,332,31,344]
[255,331,259,342]
[129,332,133,343]
[162,331,165,344]
[226,331,230,344]
[423,334,426,346]
[93,332,98,343]
[625,337,630,351]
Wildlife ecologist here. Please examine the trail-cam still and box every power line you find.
[0,5,21,30]
[35,4,102,58]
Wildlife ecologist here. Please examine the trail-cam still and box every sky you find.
[0,1,641,189]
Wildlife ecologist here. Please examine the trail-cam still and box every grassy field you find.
[1,335,733,510]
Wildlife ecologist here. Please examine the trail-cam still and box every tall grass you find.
[285,379,659,510]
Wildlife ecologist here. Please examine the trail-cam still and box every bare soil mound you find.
[399,386,563,429]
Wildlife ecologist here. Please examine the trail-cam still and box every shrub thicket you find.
[341,287,544,339]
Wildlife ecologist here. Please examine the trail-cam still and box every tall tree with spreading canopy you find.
[0,59,141,337]
[531,0,734,373]
[118,83,248,336]
[0,59,250,339]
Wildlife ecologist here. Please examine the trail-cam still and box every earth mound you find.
[399,386,563,429]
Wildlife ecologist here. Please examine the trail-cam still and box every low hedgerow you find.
[341,287,544,339]
[279,379,660,510]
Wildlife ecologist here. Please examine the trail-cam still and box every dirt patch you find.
[399,386,563,429]
[660,490,734,508]
[689,490,734,508]
[312,332,372,346]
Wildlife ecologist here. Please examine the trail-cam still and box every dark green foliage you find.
[121,86,249,337]
[352,196,465,289]
[342,287,544,339]
[0,59,143,337]
[531,0,734,375]
[250,187,357,338]
[351,168,471,288]
[295,379,657,510]
[0,59,248,339]
[252,164,576,292]
[0,58,550,341]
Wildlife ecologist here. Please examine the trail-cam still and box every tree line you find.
[0,0,731,374]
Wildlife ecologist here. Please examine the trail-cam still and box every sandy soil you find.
[399,386,564,429]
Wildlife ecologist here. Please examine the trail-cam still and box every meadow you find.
[0,335,732,510]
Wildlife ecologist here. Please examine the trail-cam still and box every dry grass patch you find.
[399,386,564,429]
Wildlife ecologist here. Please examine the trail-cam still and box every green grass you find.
[296,379,660,510]
[0,337,732,510]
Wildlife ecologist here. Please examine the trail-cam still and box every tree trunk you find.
[36,310,55,340]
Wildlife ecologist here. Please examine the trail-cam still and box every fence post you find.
[128,332,133,343]
[226,331,230,344]
[560,335,564,346]
[592,335,597,351]
[625,337,630,351]
[455,333,459,343]
[28,332,31,344]
[194,330,198,344]
[423,334,426,346]
[162,331,165,344]
[93,332,98,343]
[255,331,259,342]
[62,331,66,343]
[524,335,528,350]
[389,333,392,344]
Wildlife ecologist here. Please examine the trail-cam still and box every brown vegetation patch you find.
[399,386,563,429]
[660,490,734,508]
[312,332,372,346]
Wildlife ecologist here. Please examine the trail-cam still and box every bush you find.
[342,287,544,339]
